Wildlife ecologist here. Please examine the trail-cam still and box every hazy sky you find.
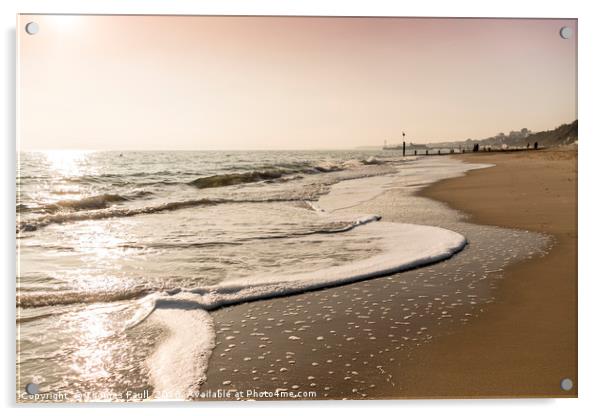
[18,15,577,150]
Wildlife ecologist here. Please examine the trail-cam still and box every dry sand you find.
[410,147,578,398]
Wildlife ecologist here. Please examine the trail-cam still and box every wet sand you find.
[411,147,578,398]
[199,150,575,400]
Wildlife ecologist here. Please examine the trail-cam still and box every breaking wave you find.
[20,191,156,214]
[17,285,158,308]
[188,170,288,189]
[17,196,305,232]
[52,193,128,210]
[188,163,344,190]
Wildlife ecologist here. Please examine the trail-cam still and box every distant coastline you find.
[363,119,578,151]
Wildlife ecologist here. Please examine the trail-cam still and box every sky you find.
[18,15,577,150]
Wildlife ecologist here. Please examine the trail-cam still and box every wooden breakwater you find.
[383,141,543,156]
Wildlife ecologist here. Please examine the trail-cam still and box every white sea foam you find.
[184,222,466,310]
[128,218,466,398]
[145,292,215,400]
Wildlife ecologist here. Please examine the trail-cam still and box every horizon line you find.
[17,119,577,153]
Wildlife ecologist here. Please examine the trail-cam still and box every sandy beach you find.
[197,148,576,400]
[410,147,578,398]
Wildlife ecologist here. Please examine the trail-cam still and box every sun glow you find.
[44,150,94,177]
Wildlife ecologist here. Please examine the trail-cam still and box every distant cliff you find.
[521,120,578,147]
[429,120,578,149]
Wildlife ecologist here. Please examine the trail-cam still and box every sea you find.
[16,150,478,400]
